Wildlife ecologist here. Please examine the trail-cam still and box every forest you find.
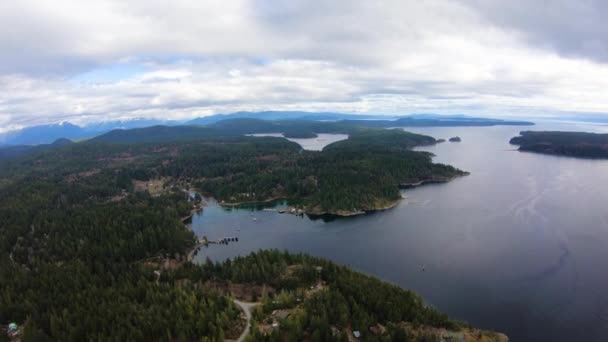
[0,122,496,341]
[1,123,465,216]
[0,166,240,340]
[510,130,608,158]
[158,126,463,215]
[169,250,505,341]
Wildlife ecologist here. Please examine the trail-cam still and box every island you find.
[0,123,503,340]
[449,136,462,142]
[510,130,608,158]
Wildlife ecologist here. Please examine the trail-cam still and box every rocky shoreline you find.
[201,173,468,218]
[399,174,468,189]
[305,174,468,217]
[218,196,286,207]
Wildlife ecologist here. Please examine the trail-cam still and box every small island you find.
[510,131,608,158]
[449,136,462,142]
[436,138,446,143]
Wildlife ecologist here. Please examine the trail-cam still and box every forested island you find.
[510,131,608,158]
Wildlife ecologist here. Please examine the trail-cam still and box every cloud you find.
[463,0,608,63]
[0,0,607,131]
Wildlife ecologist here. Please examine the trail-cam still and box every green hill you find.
[510,131,608,158]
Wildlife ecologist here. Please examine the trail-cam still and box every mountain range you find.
[0,111,534,147]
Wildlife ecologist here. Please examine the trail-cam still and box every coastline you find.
[191,173,468,219]
[305,173,468,217]
[305,198,400,218]
[218,196,286,207]
[399,173,468,189]
[516,146,608,159]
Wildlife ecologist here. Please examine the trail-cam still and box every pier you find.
[217,236,239,244]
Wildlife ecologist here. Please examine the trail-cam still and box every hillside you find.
[0,135,500,340]
[1,125,464,216]
[0,112,534,146]
[0,139,74,163]
[91,125,225,144]
[510,131,608,158]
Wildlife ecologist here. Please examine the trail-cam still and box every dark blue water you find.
[191,121,608,341]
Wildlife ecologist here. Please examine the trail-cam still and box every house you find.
[272,309,291,320]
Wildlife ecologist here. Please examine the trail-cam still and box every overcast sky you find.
[1,0,608,131]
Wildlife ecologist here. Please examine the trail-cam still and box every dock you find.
[217,236,239,244]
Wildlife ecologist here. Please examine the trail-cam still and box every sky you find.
[1,0,608,132]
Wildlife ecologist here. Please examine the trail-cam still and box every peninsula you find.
[81,120,467,216]
[510,130,608,158]
[0,122,500,340]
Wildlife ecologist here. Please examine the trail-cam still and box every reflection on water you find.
[194,120,608,342]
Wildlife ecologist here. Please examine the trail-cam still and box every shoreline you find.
[399,174,468,189]
[305,199,400,218]
[218,196,287,207]
[207,174,468,218]
[311,173,468,217]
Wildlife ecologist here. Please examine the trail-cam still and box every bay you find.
[192,121,608,341]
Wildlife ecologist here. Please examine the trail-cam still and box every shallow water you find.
[193,121,608,341]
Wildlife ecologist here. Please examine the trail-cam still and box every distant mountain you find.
[91,125,225,144]
[0,119,177,146]
[392,116,532,127]
[186,111,399,125]
[0,111,534,146]
[209,118,279,133]
[84,118,178,132]
[0,138,75,163]
[189,111,534,126]
[90,115,535,146]
[0,122,87,146]
[187,111,535,126]
[51,138,75,146]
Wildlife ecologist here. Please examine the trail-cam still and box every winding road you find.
[233,299,258,342]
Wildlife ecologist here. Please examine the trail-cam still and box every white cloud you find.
[0,0,608,131]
